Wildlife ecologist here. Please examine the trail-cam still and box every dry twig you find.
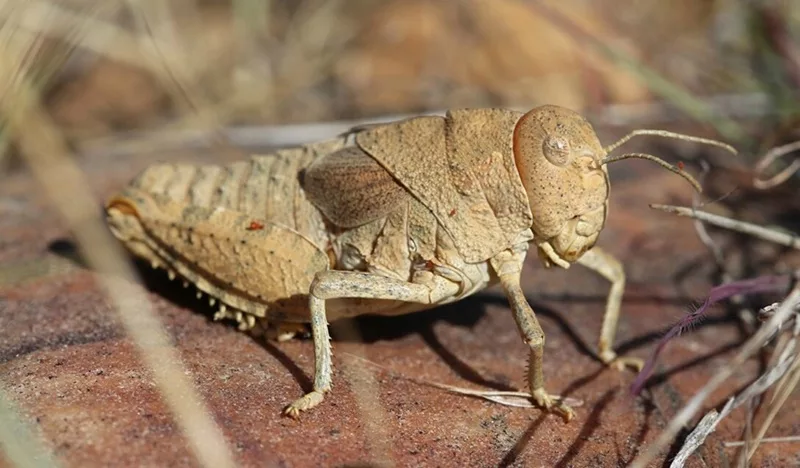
[651,204,800,249]
[630,284,800,468]
[341,352,584,410]
[667,320,797,466]
[753,139,800,189]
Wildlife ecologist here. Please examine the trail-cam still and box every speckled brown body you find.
[106,105,632,419]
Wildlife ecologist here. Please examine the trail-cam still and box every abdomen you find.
[127,142,343,252]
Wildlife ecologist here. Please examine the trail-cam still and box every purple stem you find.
[630,274,790,395]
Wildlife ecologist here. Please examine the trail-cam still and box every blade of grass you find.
[2,2,140,67]
[748,344,800,460]
[0,13,237,468]
[725,435,800,447]
[651,204,800,249]
[629,283,800,468]
[0,384,60,468]
[333,322,396,468]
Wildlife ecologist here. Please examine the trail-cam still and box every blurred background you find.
[3,3,800,466]
[1,0,799,173]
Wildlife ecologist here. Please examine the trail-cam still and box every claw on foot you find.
[283,390,326,418]
[600,351,645,372]
[532,388,575,422]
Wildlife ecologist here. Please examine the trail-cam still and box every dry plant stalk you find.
[725,435,800,447]
[666,304,799,467]
[341,351,585,409]
[0,385,60,468]
[105,103,735,421]
[631,285,800,468]
[0,7,237,468]
[753,139,800,189]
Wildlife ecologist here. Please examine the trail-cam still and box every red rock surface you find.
[1,134,798,467]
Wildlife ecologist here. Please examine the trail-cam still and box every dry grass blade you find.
[671,344,795,468]
[0,2,141,66]
[650,204,800,249]
[76,110,446,159]
[0,384,60,468]
[736,397,755,468]
[629,284,800,468]
[753,140,800,189]
[748,347,800,460]
[0,11,237,468]
[692,162,725,265]
[725,435,800,447]
[690,161,758,331]
[126,0,206,111]
[340,352,584,411]
[333,322,396,468]
[422,382,583,410]
[669,405,727,468]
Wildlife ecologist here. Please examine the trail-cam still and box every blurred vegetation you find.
[0,0,799,170]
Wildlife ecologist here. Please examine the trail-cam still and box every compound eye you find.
[542,135,570,166]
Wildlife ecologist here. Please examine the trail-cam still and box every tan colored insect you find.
[105,105,734,421]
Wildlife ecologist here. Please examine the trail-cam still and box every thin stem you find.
[629,285,800,468]
[651,204,800,249]
[753,140,800,189]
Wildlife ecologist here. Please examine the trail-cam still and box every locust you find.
[105,105,735,421]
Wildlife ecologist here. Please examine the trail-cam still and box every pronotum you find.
[105,105,735,420]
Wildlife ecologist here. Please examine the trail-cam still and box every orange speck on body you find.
[246,221,264,231]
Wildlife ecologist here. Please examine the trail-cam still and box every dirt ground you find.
[2,130,799,467]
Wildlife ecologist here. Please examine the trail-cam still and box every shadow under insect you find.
[47,237,750,412]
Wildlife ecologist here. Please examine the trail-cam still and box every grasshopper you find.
[105,105,733,420]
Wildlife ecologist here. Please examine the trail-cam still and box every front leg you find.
[577,247,643,371]
[284,270,435,418]
[491,251,576,422]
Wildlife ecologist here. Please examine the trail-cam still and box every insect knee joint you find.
[609,261,624,279]
[309,272,338,300]
[525,333,545,350]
